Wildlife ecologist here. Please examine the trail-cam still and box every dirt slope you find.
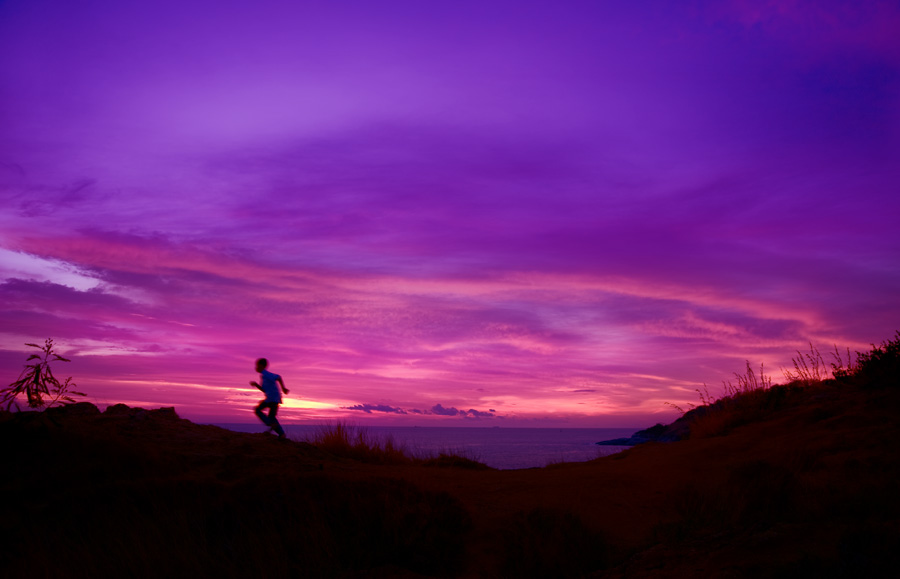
[2,381,898,577]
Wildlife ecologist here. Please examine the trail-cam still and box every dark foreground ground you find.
[2,378,899,577]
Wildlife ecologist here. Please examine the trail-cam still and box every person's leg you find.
[268,403,286,437]
[255,400,272,426]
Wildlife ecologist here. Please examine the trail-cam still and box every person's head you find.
[255,358,268,372]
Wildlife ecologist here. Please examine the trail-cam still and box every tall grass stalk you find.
[830,344,857,379]
[782,343,828,386]
[723,361,772,397]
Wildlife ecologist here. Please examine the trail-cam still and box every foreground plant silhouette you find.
[1,338,84,411]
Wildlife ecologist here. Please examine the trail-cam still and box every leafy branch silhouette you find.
[2,339,84,411]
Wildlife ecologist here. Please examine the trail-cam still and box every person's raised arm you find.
[250,380,262,391]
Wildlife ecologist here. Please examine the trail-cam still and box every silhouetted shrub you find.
[841,331,900,389]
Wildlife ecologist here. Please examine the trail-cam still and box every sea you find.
[214,424,638,470]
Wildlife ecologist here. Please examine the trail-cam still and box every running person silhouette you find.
[250,358,289,439]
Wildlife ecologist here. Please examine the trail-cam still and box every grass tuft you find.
[304,421,413,465]
[304,421,491,468]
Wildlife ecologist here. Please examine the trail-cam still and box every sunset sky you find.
[1,0,898,427]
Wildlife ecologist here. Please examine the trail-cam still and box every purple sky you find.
[1,0,898,426]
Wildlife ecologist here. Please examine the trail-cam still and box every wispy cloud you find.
[344,404,407,415]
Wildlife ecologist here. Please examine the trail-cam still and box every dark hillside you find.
[1,405,471,577]
[3,336,899,577]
